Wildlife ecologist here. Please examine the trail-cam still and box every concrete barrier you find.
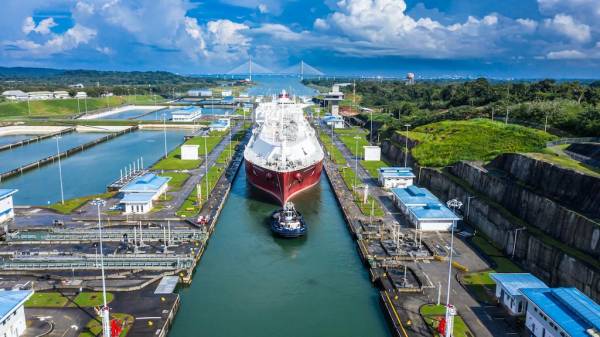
[0,127,75,152]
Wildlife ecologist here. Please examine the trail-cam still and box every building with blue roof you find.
[322,115,345,129]
[119,173,171,214]
[521,287,600,337]
[378,167,415,189]
[407,201,461,232]
[391,185,437,213]
[171,106,202,122]
[490,273,549,315]
[0,289,33,337]
[209,118,231,132]
[0,189,18,223]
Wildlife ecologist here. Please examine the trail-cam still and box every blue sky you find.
[1,0,600,78]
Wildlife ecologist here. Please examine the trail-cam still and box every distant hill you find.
[0,67,213,86]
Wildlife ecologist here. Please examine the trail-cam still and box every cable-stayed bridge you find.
[226,59,324,79]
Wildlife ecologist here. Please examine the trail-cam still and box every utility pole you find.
[354,136,360,190]
[203,135,209,202]
[91,199,111,337]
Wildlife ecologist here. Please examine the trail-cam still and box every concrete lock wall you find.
[381,135,600,302]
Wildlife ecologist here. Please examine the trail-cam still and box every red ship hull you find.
[245,160,323,205]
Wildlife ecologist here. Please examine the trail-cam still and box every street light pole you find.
[203,135,209,202]
[370,109,373,144]
[163,112,168,158]
[55,136,64,204]
[445,198,462,337]
[354,136,360,190]
[404,124,411,167]
[91,199,110,337]
[512,227,526,259]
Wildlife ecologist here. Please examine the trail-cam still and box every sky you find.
[1,0,600,78]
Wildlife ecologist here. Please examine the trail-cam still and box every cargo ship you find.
[244,90,324,205]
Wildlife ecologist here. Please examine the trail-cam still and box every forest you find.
[304,78,600,137]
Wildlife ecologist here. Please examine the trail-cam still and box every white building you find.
[1,90,27,101]
[68,83,84,88]
[521,287,600,337]
[181,145,199,160]
[171,107,202,122]
[0,189,17,223]
[53,91,70,99]
[209,118,231,131]
[0,290,34,337]
[323,84,346,115]
[322,115,345,129]
[363,146,381,161]
[391,185,461,231]
[378,167,415,189]
[221,90,232,97]
[489,273,548,316]
[74,92,87,99]
[100,92,114,97]
[27,91,53,100]
[119,173,171,214]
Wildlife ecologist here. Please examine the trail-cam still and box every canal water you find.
[168,166,391,337]
[2,130,186,205]
[0,132,109,174]
[0,134,35,147]
[98,108,159,120]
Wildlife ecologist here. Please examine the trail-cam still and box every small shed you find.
[378,167,415,189]
[181,145,199,160]
[363,146,381,161]
[0,189,18,223]
[0,290,34,337]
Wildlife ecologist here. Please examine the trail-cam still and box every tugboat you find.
[270,202,306,238]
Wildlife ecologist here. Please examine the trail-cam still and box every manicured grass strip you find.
[339,167,385,217]
[405,119,556,167]
[334,127,371,157]
[46,192,116,214]
[25,292,114,308]
[79,313,133,337]
[177,164,225,218]
[152,131,226,170]
[360,159,389,178]
[160,172,190,191]
[420,304,472,337]
[0,96,127,119]
[319,132,347,165]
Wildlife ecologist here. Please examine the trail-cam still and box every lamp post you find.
[202,134,209,202]
[512,227,527,259]
[445,198,463,337]
[90,199,111,337]
[55,136,64,204]
[370,109,373,144]
[353,136,360,190]
[162,112,168,158]
[404,124,411,167]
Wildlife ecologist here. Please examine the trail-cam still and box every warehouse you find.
[489,273,548,316]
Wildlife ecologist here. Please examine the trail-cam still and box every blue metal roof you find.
[120,173,171,193]
[489,273,548,296]
[121,192,155,203]
[172,106,201,116]
[0,290,33,322]
[521,288,600,337]
[322,115,344,122]
[379,167,415,178]
[392,186,437,206]
[0,189,18,199]
[409,202,461,221]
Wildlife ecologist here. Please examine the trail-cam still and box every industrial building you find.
[171,106,202,122]
[74,91,87,99]
[221,90,232,97]
[378,167,415,189]
[0,289,33,337]
[0,189,17,223]
[27,91,53,100]
[209,118,231,132]
[391,185,460,231]
[322,84,345,115]
[181,145,199,160]
[489,273,549,316]
[521,287,600,337]
[119,173,171,214]
[1,90,27,101]
[53,91,70,99]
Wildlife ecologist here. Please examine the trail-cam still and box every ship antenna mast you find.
[280,98,286,168]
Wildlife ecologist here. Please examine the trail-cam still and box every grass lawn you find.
[334,127,371,157]
[0,96,127,119]
[177,164,225,218]
[79,313,133,337]
[338,167,385,217]
[461,234,522,304]
[319,132,347,165]
[405,119,556,167]
[152,131,226,170]
[159,172,190,191]
[46,192,116,214]
[360,159,389,178]
[25,292,114,308]
[420,304,472,337]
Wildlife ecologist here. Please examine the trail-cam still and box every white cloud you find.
[543,14,591,42]
[8,24,96,55]
[258,3,268,13]
[313,18,329,30]
[22,16,57,35]
[546,49,587,59]
[516,18,538,31]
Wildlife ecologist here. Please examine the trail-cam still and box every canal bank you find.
[168,165,391,337]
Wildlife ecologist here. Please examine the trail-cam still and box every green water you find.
[168,166,391,337]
